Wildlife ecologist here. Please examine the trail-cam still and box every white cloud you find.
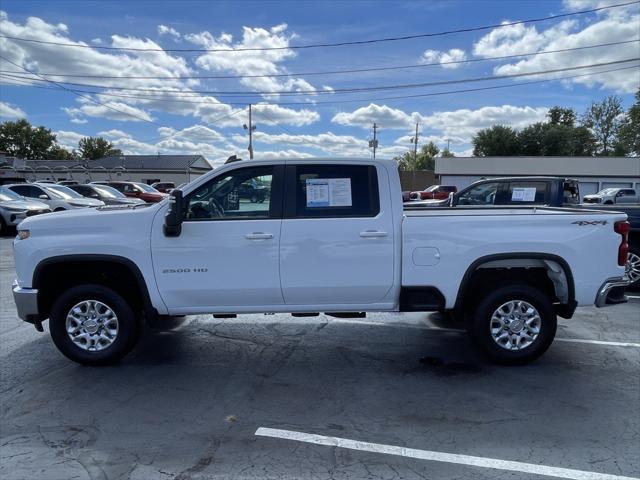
[422,105,549,139]
[0,101,26,119]
[248,131,368,156]
[251,103,320,126]
[421,48,467,69]
[158,24,181,39]
[332,103,423,129]
[253,149,313,159]
[70,118,88,124]
[473,6,640,93]
[65,100,154,122]
[54,130,85,150]
[91,38,102,44]
[186,24,324,97]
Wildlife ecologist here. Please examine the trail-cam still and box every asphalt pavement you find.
[1,234,638,480]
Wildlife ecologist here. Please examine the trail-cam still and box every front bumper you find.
[12,281,41,323]
[595,276,631,307]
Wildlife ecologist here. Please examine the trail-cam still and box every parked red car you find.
[151,181,176,194]
[92,181,169,203]
[409,185,457,201]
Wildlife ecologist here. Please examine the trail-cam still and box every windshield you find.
[42,184,84,199]
[134,182,159,193]
[0,187,23,201]
[596,188,617,195]
[93,185,126,198]
[424,186,438,192]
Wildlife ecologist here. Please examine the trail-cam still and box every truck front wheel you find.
[467,284,557,365]
[49,284,140,366]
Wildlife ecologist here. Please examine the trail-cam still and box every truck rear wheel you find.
[49,284,140,366]
[467,284,557,365]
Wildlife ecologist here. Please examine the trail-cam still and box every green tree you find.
[547,106,577,126]
[78,137,122,160]
[618,88,640,156]
[582,95,624,156]
[518,122,595,156]
[48,145,74,160]
[396,142,440,171]
[440,148,455,158]
[472,125,519,156]
[0,119,57,159]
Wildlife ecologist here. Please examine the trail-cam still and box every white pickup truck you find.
[12,158,631,366]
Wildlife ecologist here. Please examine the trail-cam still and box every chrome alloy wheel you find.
[626,252,640,285]
[65,300,119,351]
[490,300,541,351]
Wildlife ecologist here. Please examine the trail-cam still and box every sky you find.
[0,0,638,166]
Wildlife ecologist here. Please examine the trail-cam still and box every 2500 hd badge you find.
[162,268,208,274]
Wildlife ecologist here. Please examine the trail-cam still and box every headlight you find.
[17,229,30,240]
[3,205,27,212]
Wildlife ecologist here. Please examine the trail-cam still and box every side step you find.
[325,312,366,319]
[291,313,320,317]
[213,314,237,319]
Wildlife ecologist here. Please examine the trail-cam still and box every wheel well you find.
[455,256,575,319]
[34,259,150,320]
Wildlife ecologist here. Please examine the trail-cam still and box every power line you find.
[1,39,636,80]
[2,64,637,107]
[0,54,162,126]
[2,58,637,96]
[0,1,636,53]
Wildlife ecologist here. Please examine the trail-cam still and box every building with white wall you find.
[435,156,640,196]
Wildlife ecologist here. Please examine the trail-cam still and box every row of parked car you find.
[0,180,173,234]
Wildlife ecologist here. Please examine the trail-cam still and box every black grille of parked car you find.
[26,209,51,217]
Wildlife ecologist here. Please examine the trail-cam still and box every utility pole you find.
[243,104,257,159]
[446,138,451,151]
[410,122,419,160]
[369,122,378,158]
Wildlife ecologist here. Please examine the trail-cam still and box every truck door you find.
[279,163,395,306]
[151,165,285,311]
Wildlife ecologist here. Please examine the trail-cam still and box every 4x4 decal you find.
[572,220,608,226]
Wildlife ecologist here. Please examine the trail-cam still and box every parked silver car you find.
[7,183,105,210]
[68,184,146,206]
[583,188,639,205]
[0,186,51,234]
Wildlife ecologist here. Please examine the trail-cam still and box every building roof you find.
[435,156,640,178]
[8,154,212,172]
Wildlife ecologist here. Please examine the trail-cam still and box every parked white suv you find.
[584,188,639,205]
[7,183,105,210]
[0,187,51,234]
[12,158,631,366]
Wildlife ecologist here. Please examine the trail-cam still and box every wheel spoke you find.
[65,300,119,352]
[490,299,542,352]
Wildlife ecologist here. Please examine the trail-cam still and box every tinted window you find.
[185,166,275,221]
[10,185,40,198]
[290,165,379,218]
[109,183,126,193]
[70,185,92,196]
[505,182,548,204]
[457,182,502,206]
[441,186,457,192]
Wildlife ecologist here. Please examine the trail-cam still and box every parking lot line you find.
[555,338,640,348]
[255,427,639,480]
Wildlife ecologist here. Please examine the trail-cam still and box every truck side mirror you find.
[163,189,184,237]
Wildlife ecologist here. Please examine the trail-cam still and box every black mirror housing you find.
[163,189,184,237]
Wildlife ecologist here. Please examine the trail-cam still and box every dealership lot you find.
[0,234,638,480]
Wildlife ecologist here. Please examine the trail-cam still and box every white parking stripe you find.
[555,338,640,348]
[627,295,640,299]
[255,427,639,480]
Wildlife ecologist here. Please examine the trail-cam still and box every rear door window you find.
[286,165,379,218]
[505,181,548,205]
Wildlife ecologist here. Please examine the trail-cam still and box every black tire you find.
[54,207,66,212]
[0,216,6,235]
[250,194,258,203]
[49,284,141,366]
[467,284,557,365]
[604,201,613,205]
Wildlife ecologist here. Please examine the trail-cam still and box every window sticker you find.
[306,178,352,207]
[511,187,537,202]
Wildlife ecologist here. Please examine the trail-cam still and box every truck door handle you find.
[245,232,273,240]
[359,230,388,238]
